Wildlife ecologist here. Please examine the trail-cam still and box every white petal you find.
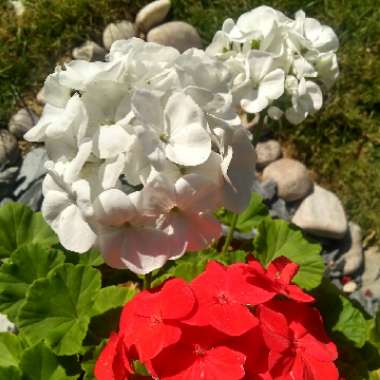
[64,139,93,183]
[42,66,71,108]
[258,68,285,100]
[99,154,125,189]
[42,190,71,229]
[57,204,96,253]
[93,189,137,226]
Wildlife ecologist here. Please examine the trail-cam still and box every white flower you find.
[42,163,96,253]
[237,51,285,114]
[132,90,212,167]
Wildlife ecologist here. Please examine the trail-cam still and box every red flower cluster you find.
[95,257,339,380]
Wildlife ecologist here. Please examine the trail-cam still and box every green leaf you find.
[18,263,101,356]
[20,342,78,380]
[152,249,248,287]
[0,366,21,380]
[253,219,324,289]
[0,203,57,258]
[81,340,106,380]
[0,333,23,368]
[0,244,65,321]
[78,250,104,267]
[216,193,269,232]
[314,279,369,348]
[92,285,137,316]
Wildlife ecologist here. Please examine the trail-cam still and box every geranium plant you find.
[0,4,379,380]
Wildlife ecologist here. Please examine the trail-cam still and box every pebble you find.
[0,166,19,199]
[292,184,348,239]
[256,139,282,169]
[262,158,313,202]
[72,40,106,62]
[13,147,48,198]
[0,129,20,168]
[103,21,136,51]
[339,222,363,275]
[362,246,380,287]
[343,281,358,293]
[251,178,277,201]
[135,0,171,33]
[8,108,38,139]
[147,21,202,53]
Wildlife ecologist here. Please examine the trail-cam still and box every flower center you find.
[160,133,169,143]
[193,344,206,357]
[149,314,162,325]
[215,291,230,305]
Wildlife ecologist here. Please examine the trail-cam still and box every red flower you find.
[120,278,195,361]
[149,325,246,380]
[184,261,268,336]
[244,257,314,303]
[258,300,338,380]
[95,332,133,380]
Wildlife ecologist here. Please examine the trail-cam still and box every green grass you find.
[1,0,380,241]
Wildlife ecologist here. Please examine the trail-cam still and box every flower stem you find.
[143,272,152,290]
[222,213,239,255]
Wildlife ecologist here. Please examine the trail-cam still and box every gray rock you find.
[256,139,282,169]
[147,21,202,53]
[0,129,20,168]
[362,246,380,287]
[103,21,136,51]
[339,222,363,275]
[251,178,277,201]
[17,178,43,211]
[8,108,39,139]
[0,166,19,199]
[262,158,313,202]
[135,0,171,33]
[292,184,348,239]
[14,147,48,198]
[269,198,290,221]
[72,40,106,62]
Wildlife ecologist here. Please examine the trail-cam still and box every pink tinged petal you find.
[258,304,291,353]
[222,128,256,213]
[98,225,171,274]
[164,92,211,166]
[174,174,221,213]
[93,189,137,226]
[258,69,285,101]
[57,204,96,253]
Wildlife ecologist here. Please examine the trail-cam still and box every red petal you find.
[297,352,339,380]
[267,257,299,284]
[284,284,315,303]
[258,304,291,353]
[158,278,195,320]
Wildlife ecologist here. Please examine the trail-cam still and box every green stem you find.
[143,272,153,290]
[221,213,239,255]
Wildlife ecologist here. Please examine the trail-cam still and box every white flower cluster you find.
[26,38,256,274]
[206,6,339,124]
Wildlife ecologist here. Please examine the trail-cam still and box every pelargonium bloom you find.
[95,258,339,380]
[25,37,256,274]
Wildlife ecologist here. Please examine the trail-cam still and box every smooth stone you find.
[103,21,136,50]
[8,108,38,139]
[147,21,202,53]
[362,246,380,287]
[262,158,312,202]
[72,40,106,61]
[256,140,282,169]
[0,129,20,167]
[17,178,43,211]
[135,0,171,33]
[343,281,358,293]
[0,313,16,333]
[0,166,19,199]
[13,147,48,198]
[269,198,290,221]
[292,184,348,239]
[339,222,363,275]
[251,178,277,201]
